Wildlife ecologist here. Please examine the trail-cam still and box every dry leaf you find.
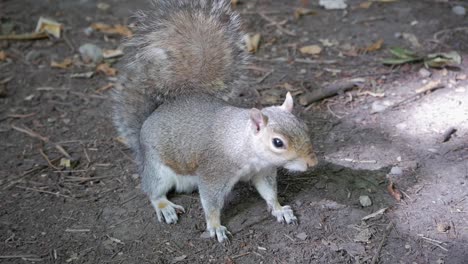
[364,39,384,52]
[294,8,317,19]
[387,181,402,201]
[103,49,124,59]
[35,17,62,38]
[91,23,132,37]
[231,0,239,7]
[0,51,6,61]
[300,45,322,55]
[95,83,114,93]
[245,33,261,53]
[96,63,117,76]
[359,1,373,8]
[51,58,73,69]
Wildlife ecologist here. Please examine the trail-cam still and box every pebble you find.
[79,43,103,63]
[452,6,466,16]
[389,166,403,176]
[296,232,308,241]
[418,68,431,78]
[371,101,388,113]
[359,195,372,207]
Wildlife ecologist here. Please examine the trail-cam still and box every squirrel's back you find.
[112,0,248,164]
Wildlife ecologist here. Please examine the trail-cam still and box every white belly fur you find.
[159,164,199,193]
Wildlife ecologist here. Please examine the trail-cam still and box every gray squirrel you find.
[112,0,317,243]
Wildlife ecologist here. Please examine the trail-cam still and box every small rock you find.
[200,231,211,239]
[97,2,110,11]
[83,27,94,37]
[394,32,402,39]
[389,166,403,176]
[299,69,307,74]
[405,244,411,250]
[418,68,431,78]
[319,0,347,10]
[296,232,308,241]
[371,101,388,113]
[452,6,466,16]
[79,43,103,64]
[359,195,372,207]
[396,123,407,130]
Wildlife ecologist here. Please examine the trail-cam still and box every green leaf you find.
[389,47,418,59]
[424,51,462,68]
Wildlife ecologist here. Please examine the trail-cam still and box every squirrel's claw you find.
[151,199,185,224]
[272,205,298,225]
[209,225,231,243]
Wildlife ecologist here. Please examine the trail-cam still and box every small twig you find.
[11,124,71,158]
[326,103,343,119]
[371,222,394,264]
[231,252,251,259]
[415,80,444,94]
[16,185,73,198]
[256,70,274,84]
[65,228,91,232]
[0,32,48,40]
[259,13,296,36]
[39,148,60,170]
[299,78,365,105]
[62,31,75,52]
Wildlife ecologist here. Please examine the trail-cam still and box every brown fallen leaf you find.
[51,58,73,69]
[299,45,322,55]
[91,22,132,37]
[35,17,62,38]
[96,63,117,76]
[245,33,261,53]
[0,51,6,61]
[103,49,124,59]
[363,39,384,53]
[294,8,317,19]
[387,181,402,201]
[359,1,373,8]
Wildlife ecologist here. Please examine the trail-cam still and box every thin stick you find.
[11,124,71,158]
[16,185,73,198]
[259,13,296,36]
[39,148,60,170]
[257,70,274,84]
[0,32,48,40]
[371,222,394,264]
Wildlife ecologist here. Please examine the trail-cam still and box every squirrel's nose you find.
[306,153,318,168]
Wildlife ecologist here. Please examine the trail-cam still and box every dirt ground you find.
[1,0,467,263]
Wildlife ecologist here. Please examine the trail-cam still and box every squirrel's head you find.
[249,92,318,172]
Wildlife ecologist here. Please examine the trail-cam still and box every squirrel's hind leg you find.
[141,160,185,224]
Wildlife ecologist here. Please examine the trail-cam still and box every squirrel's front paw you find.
[208,225,231,243]
[150,198,185,224]
[272,205,297,224]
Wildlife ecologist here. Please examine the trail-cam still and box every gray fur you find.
[112,0,247,163]
[112,0,315,242]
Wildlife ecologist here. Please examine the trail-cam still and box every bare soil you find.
[1,0,467,263]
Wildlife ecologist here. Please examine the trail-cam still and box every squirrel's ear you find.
[280,92,294,112]
[250,108,268,132]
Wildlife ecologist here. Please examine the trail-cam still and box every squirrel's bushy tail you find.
[112,0,247,164]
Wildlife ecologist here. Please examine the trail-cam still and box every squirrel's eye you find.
[272,138,284,148]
